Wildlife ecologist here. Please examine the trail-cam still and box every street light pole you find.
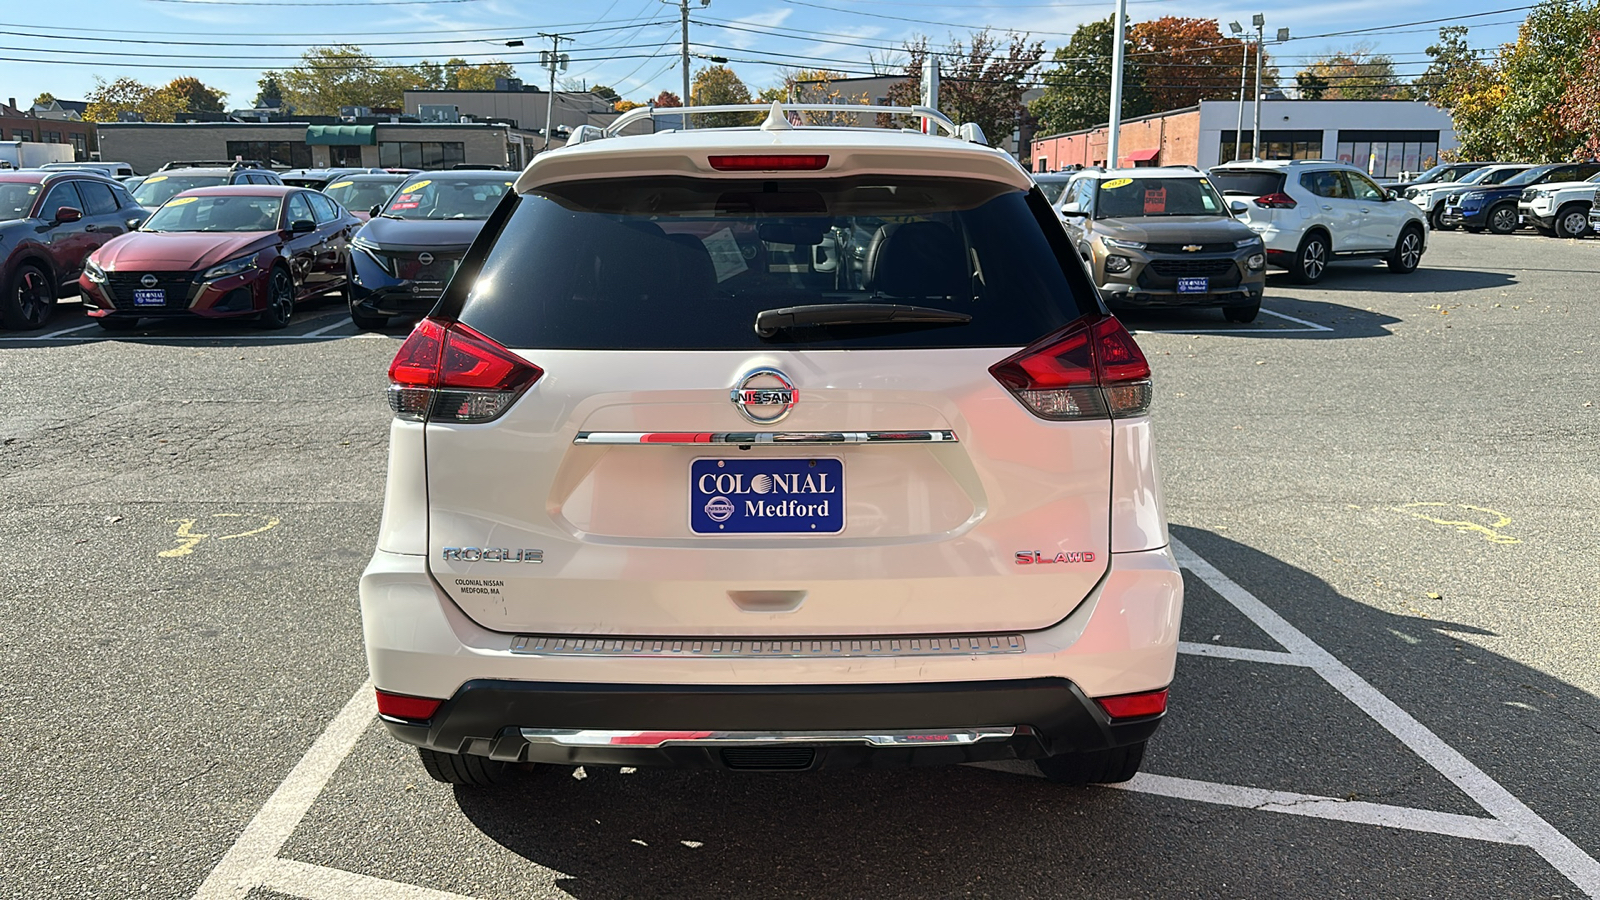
[1229,22,1247,161]
[1250,13,1265,162]
[1107,0,1128,167]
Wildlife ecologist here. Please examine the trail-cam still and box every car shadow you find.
[0,298,397,347]
[445,526,1599,898]
[1284,263,1517,295]
[1118,295,1401,339]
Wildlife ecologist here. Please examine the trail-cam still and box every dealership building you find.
[1031,99,1459,179]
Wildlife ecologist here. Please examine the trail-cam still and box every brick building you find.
[1,99,97,160]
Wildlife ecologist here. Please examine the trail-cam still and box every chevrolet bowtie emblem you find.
[1182,244,1202,252]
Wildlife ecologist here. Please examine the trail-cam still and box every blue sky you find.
[0,0,1528,110]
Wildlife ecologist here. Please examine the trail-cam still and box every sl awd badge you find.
[1015,550,1098,565]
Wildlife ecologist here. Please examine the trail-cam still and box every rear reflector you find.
[375,689,443,722]
[1095,689,1169,720]
[387,318,542,423]
[708,154,829,171]
[989,314,1153,420]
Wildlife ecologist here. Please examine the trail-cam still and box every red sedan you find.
[79,185,360,330]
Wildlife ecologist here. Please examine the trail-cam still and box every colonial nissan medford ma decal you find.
[690,458,844,534]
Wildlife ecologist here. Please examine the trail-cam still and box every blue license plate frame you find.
[1177,277,1209,294]
[690,457,844,534]
[132,288,165,307]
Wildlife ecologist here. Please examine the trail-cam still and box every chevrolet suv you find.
[1209,160,1427,284]
[359,102,1182,788]
[1058,167,1266,322]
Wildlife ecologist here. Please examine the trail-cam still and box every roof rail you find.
[158,159,268,171]
[595,101,970,141]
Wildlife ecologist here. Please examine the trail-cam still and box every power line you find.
[0,19,674,49]
[145,0,492,6]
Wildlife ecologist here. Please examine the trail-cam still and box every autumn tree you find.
[83,77,187,123]
[33,92,56,107]
[691,65,760,126]
[155,76,226,114]
[1129,18,1274,110]
[1297,45,1408,100]
[1296,71,1330,100]
[590,84,621,104]
[652,90,682,107]
[1031,18,1151,135]
[274,45,427,115]
[1558,28,1600,157]
[886,29,1044,145]
[764,69,870,124]
[439,58,516,91]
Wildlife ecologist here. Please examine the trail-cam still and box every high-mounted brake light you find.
[989,314,1152,420]
[707,154,830,172]
[1254,192,1297,209]
[387,318,542,423]
[375,689,443,722]
[1095,688,1169,720]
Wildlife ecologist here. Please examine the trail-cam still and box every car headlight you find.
[1403,188,1418,199]
[351,237,394,275]
[1234,237,1262,249]
[1247,253,1266,270]
[202,255,257,281]
[84,257,108,283]
[1103,238,1146,250]
[1104,255,1133,274]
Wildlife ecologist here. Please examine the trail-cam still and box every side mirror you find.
[369,204,383,218]
[55,206,83,223]
[1385,190,1400,201]
[1059,205,1089,218]
[290,219,316,234]
[1229,200,1250,215]
[126,216,146,230]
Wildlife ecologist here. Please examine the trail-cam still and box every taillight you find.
[1095,688,1169,720]
[387,317,542,423]
[375,689,443,722]
[1253,192,1297,209]
[990,314,1152,420]
[707,154,829,171]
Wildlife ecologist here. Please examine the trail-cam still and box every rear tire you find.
[1223,300,1260,323]
[1486,202,1518,235]
[1287,231,1328,285]
[1429,205,1454,231]
[2,262,57,330]
[1037,741,1147,785]
[96,316,140,332]
[1553,204,1590,239]
[1388,225,1424,273]
[417,748,511,786]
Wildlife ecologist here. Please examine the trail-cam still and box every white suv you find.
[1518,171,1600,239]
[1208,160,1427,284]
[360,103,1182,787]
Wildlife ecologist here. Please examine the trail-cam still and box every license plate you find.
[1177,277,1209,294]
[133,288,165,307]
[690,457,843,534]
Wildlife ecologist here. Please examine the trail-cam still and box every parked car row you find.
[1403,161,1600,238]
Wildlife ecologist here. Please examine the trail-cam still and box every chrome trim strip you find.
[573,430,958,445]
[510,633,1024,657]
[518,727,1017,748]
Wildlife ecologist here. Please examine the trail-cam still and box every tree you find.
[691,65,760,126]
[590,84,621,104]
[652,90,682,107]
[764,69,869,123]
[33,92,56,107]
[1129,18,1274,111]
[885,29,1044,145]
[1296,45,1409,100]
[155,76,226,114]
[1558,28,1600,158]
[1296,70,1330,100]
[277,45,426,115]
[83,77,187,123]
[441,58,516,91]
[614,99,646,112]
[254,73,285,109]
[1031,18,1151,135]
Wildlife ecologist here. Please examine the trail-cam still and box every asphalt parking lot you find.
[2,230,1597,899]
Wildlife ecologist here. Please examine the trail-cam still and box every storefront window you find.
[1219,130,1322,163]
[1336,130,1441,178]
[225,140,312,169]
[378,141,466,169]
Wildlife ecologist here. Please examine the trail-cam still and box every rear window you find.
[1207,170,1286,197]
[454,175,1096,351]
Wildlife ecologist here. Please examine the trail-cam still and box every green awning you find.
[305,124,376,146]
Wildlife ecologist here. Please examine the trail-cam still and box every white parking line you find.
[188,541,1600,900]
[1172,537,1600,896]
[34,321,101,339]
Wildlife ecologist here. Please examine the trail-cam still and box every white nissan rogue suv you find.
[359,103,1183,787]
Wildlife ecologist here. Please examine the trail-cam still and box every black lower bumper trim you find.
[381,677,1164,770]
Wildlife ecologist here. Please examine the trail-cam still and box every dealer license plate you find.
[690,457,844,534]
[133,289,165,307]
[1177,277,1209,294]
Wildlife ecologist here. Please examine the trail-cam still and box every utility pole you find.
[1250,14,1264,162]
[1229,21,1248,160]
[539,32,570,151]
[664,0,709,127]
[1107,0,1128,167]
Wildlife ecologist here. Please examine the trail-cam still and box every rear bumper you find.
[360,544,1183,767]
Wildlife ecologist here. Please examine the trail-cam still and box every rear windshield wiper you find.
[754,303,972,337]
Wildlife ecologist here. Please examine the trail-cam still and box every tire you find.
[349,303,389,331]
[1486,202,1518,235]
[2,262,57,330]
[1223,300,1260,323]
[1553,204,1591,239]
[257,267,295,329]
[417,747,510,786]
[1037,741,1147,785]
[1287,231,1329,284]
[1388,226,1424,274]
[1429,205,1454,231]
[96,316,140,332]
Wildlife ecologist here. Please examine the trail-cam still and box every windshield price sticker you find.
[690,457,844,534]
[327,180,353,190]
[1101,177,1133,189]
[166,196,199,206]
[402,180,431,192]
[1143,188,1167,214]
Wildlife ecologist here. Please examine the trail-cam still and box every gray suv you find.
[1059,168,1266,323]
